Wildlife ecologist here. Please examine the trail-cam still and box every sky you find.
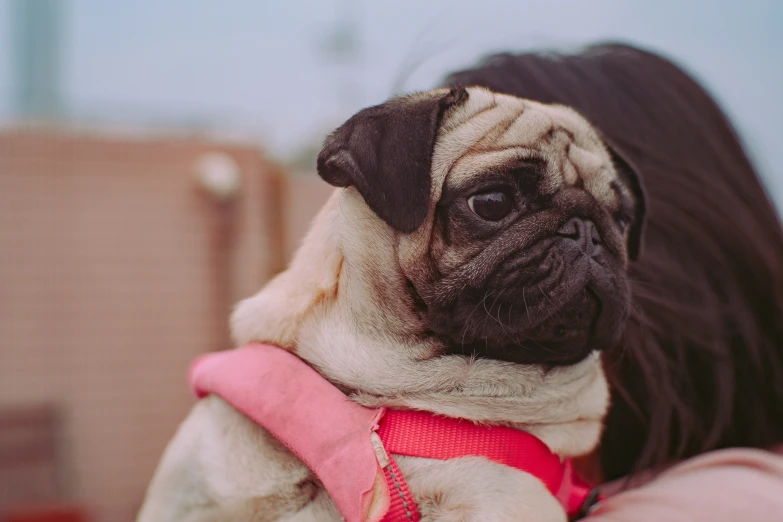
[0,0,781,203]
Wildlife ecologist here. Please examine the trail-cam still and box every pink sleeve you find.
[584,446,783,522]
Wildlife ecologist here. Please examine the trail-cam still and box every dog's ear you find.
[605,142,647,260]
[317,87,469,233]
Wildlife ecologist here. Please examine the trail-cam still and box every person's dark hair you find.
[444,43,783,480]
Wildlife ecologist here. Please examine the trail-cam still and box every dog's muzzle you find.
[430,217,629,366]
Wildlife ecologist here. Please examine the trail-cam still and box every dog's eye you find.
[468,191,513,221]
[615,215,629,231]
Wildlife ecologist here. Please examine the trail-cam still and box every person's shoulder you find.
[584,446,783,522]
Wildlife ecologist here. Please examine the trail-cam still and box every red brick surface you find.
[0,128,284,522]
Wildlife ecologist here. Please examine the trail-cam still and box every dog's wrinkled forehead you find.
[431,87,618,208]
[318,85,645,263]
[397,87,626,267]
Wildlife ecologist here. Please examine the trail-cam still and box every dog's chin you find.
[445,286,609,367]
[429,251,629,367]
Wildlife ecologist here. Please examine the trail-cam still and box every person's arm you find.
[584,446,783,521]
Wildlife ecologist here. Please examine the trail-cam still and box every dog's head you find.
[230,86,644,456]
[317,86,645,367]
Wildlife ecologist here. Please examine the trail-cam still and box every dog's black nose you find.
[557,217,602,255]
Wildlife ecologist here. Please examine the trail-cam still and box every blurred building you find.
[0,127,333,522]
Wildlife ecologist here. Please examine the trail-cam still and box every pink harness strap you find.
[376,410,597,519]
[189,344,597,522]
[190,344,389,522]
[379,409,563,492]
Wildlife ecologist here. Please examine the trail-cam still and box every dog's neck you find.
[297,309,608,459]
[230,192,608,459]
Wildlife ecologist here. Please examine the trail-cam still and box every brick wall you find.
[0,128,283,522]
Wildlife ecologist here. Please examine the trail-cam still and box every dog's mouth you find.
[425,246,629,367]
[524,286,602,358]
[445,285,603,366]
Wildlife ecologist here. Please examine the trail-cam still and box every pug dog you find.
[136,86,645,522]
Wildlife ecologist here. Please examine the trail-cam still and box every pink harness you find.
[189,343,598,522]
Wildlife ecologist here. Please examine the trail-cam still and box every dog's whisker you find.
[483,289,508,330]
[522,287,532,324]
[537,284,558,310]
[461,290,492,348]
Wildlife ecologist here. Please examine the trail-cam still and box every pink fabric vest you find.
[189,343,596,522]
